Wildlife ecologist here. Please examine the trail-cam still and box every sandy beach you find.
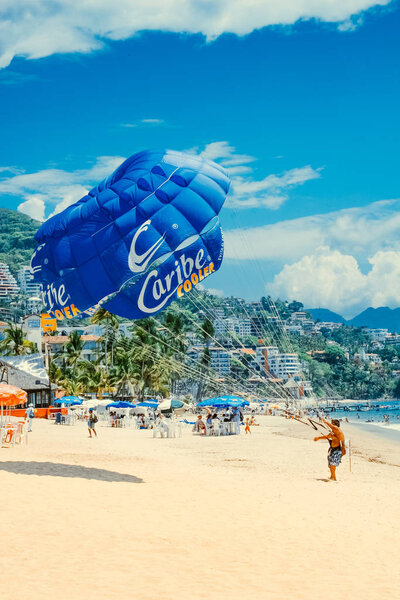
[1,415,399,600]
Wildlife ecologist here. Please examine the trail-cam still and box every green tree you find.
[0,323,36,355]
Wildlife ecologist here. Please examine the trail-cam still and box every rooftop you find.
[43,335,100,344]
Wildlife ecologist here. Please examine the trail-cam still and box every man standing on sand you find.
[87,408,98,438]
[314,418,346,481]
[25,403,35,432]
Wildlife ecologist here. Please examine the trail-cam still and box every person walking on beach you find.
[244,417,251,435]
[87,408,98,438]
[25,403,35,432]
[314,418,346,481]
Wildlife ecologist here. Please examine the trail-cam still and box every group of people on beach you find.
[38,399,348,480]
[193,409,259,436]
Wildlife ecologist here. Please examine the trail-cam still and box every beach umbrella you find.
[197,398,220,408]
[53,396,83,406]
[106,401,135,409]
[0,383,28,426]
[136,401,158,409]
[217,395,250,406]
[198,397,248,408]
[0,383,28,407]
[158,399,185,411]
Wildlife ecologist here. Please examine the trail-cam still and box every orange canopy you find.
[0,384,28,407]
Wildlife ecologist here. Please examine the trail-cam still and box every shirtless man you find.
[314,418,346,481]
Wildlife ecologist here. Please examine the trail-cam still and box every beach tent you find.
[106,401,136,409]
[53,396,83,406]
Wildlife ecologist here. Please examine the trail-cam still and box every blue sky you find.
[0,0,399,316]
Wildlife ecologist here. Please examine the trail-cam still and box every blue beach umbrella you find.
[216,395,249,406]
[197,397,248,408]
[136,401,158,409]
[197,398,220,408]
[106,401,135,409]
[53,396,83,406]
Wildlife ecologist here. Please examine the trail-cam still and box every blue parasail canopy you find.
[31,149,230,321]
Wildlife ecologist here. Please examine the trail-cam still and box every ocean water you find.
[329,400,400,426]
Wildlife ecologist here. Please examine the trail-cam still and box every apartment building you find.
[17,265,42,297]
[42,334,100,364]
[0,263,19,298]
[213,316,252,339]
[262,347,302,380]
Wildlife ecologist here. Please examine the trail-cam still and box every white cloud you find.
[141,118,164,124]
[224,199,400,261]
[198,141,321,209]
[1,155,125,219]
[17,195,45,221]
[222,198,400,315]
[121,118,164,128]
[0,1,391,68]
[269,247,400,317]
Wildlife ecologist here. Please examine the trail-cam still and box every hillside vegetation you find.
[0,208,39,274]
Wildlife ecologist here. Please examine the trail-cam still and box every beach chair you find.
[213,421,221,436]
[15,421,28,445]
[1,424,16,447]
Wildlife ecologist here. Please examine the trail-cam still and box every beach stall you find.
[106,401,136,427]
[196,396,249,435]
[0,383,28,447]
[52,396,82,425]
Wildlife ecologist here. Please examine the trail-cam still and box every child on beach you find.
[314,418,346,481]
[244,418,251,435]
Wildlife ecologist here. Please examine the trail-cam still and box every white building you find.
[22,314,42,351]
[187,345,231,376]
[366,328,390,343]
[0,263,19,298]
[265,349,302,380]
[214,317,252,339]
[357,348,382,364]
[43,334,100,364]
[284,323,303,336]
[17,265,42,297]
[209,347,231,375]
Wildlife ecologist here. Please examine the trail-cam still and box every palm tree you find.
[59,376,84,396]
[91,308,119,369]
[110,340,141,398]
[90,308,119,331]
[77,360,113,399]
[65,331,85,371]
[0,323,36,355]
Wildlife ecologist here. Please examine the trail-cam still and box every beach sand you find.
[1,415,399,600]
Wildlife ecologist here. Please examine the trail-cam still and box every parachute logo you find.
[30,149,230,320]
[128,220,166,274]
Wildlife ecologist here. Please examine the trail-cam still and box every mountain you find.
[0,208,39,275]
[306,308,346,323]
[348,307,400,333]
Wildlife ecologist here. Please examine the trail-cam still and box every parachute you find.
[31,150,230,320]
